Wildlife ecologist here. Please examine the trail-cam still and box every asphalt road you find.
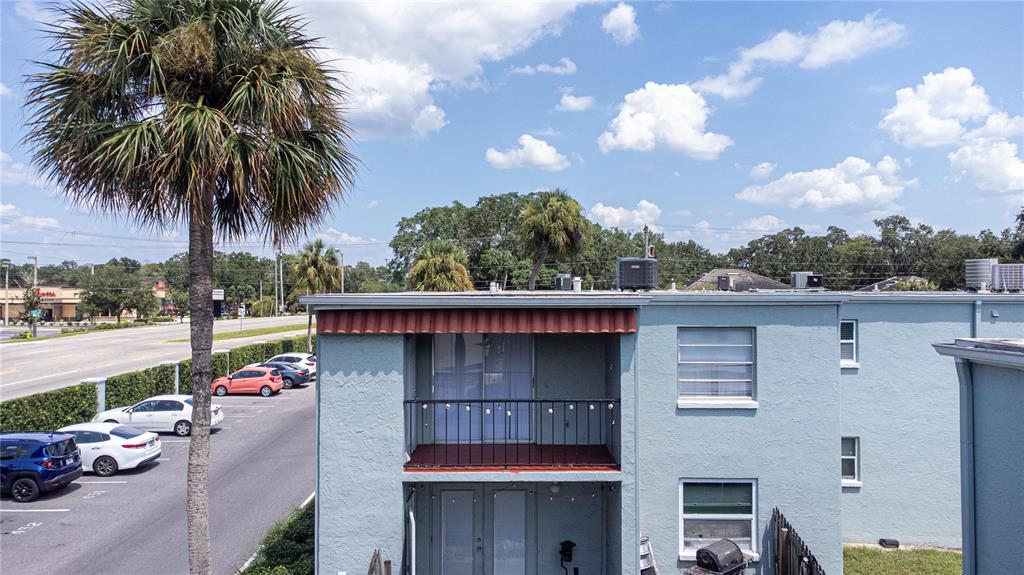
[0,316,311,400]
[0,382,315,575]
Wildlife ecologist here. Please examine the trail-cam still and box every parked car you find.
[0,432,83,502]
[266,352,317,375]
[258,362,311,389]
[93,395,224,437]
[211,367,284,397]
[57,422,160,477]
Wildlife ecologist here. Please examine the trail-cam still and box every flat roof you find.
[300,289,1024,309]
[934,338,1024,370]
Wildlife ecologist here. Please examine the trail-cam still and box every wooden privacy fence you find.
[773,507,827,575]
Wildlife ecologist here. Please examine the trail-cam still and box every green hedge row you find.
[0,334,315,432]
[0,384,97,432]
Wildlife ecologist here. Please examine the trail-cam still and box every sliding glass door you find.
[434,334,533,443]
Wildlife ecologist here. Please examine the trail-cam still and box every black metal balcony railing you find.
[404,398,620,468]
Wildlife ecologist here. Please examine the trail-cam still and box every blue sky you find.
[1,1,1022,267]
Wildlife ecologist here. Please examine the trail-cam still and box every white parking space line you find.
[78,480,128,484]
[156,458,171,461]
[161,439,191,443]
[0,509,70,513]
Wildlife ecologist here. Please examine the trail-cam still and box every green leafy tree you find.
[520,190,589,290]
[409,240,474,292]
[79,264,155,323]
[25,2,356,572]
[343,261,400,293]
[20,287,43,336]
[290,239,341,352]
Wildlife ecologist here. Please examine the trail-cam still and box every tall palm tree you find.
[24,2,356,573]
[520,190,589,290]
[290,238,341,352]
[409,240,475,291]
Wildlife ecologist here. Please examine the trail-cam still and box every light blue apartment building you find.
[304,289,1023,575]
[934,338,1024,575]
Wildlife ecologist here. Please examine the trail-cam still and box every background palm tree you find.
[409,240,475,291]
[24,1,356,572]
[290,239,341,352]
[520,190,589,289]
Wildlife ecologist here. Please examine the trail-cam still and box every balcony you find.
[404,398,620,470]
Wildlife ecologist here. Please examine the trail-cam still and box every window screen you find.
[677,328,755,398]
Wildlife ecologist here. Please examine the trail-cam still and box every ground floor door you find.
[431,484,536,575]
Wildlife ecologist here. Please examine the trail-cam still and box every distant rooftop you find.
[686,268,788,292]
[856,275,931,292]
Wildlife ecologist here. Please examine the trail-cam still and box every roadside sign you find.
[30,309,42,318]
[238,305,246,318]
[212,288,225,301]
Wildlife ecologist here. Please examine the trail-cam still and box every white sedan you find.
[93,394,224,437]
[57,422,161,477]
[267,352,317,375]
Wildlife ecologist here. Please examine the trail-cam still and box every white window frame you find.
[678,478,759,561]
[840,320,859,368]
[677,327,757,409]
[842,437,861,487]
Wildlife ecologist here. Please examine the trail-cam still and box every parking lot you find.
[0,382,315,575]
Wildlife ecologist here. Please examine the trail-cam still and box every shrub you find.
[106,364,176,408]
[242,500,314,575]
[0,384,96,432]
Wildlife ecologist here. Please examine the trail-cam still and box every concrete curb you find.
[236,490,315,574]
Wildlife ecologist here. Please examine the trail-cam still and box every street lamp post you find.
[28,256,38,287]
[1,259,9,327]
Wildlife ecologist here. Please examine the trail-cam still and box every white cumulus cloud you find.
[602,3,639,45]
[301,2,581,140]
[695,13,904,99]
[737,156,916,212]
[0,203,60,234]
[598,82,732,160]
[0,82,12,97]
[879,67,994,148]
[0,150,46,188]
[749,162,777,179]
[948,138,1024,194]
[556,90,595,112]
[589,200,662,230]
[485,134,570,171]
[512,57,577,75]
[965,111,1024,140]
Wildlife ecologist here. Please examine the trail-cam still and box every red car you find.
[211,367,284,397]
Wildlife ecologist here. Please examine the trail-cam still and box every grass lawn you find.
[844,547,962,575]
[167,323,308,343]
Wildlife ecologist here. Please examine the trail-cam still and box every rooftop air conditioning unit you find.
[617,258,659,290]
[554,273,573,291]
[791,271,823,289]
[965,258,998,291]
[992,263,1024,292]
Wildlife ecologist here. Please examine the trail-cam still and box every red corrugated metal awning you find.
[317,308,636,334]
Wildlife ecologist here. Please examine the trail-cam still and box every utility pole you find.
[272,256,279,316]
[29,256,38,287]
[335,248,345,294]
[1,259,9,326]
[278,253,285,314]
[643,225,651,258]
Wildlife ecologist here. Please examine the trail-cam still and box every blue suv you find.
[1,432,83,502]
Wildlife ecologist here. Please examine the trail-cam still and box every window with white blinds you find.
[840,320,858,366]
[679,480,758,556]
[677,328,755,399]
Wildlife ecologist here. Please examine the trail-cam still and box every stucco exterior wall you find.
[317,334,406,574]
[840,301,1023,547]
[636,304,842,575]
[970,362,1024,575]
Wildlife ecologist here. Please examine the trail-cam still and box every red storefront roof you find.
[317,308,637,334]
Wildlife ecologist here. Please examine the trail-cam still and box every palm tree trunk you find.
[528,242,549,290]
[186,193,214,575]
